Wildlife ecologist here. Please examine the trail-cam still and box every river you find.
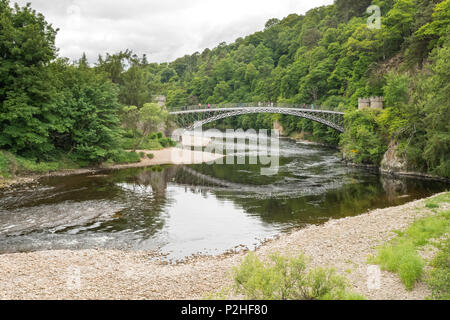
[0,135,447,260]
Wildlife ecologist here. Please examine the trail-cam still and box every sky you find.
[15,0,334,64]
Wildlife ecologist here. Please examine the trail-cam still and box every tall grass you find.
[231,252,365,300]
[371,193,450,291]
[427,239,450,300]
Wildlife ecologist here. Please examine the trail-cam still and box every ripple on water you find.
[0,200,125,236]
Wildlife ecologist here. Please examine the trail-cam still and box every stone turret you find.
[358,96,383,110]
[370,96,384,110]
[358,98,370,110]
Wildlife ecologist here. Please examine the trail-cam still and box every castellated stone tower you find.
[358,96,383,110]
[358,98,370,110]
[370,96,384,110]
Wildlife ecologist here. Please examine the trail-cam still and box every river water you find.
[0,136,447,260]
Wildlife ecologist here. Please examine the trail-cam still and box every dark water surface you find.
[0,138,447,260]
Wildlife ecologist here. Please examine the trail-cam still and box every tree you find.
[119,65,151,107]
[265,18,281,30]
[335,0,372,22]
[421,41,450,177]
[121,105,140,138]
[0,1,58,157]
[138,103,168,146]
[51,62,122,163]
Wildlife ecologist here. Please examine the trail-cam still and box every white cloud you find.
[14,0,334,63]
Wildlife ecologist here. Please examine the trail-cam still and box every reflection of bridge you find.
[175,167,341,196]
[169,103,345,133]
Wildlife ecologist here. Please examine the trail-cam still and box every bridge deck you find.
[169,107,345,115]
[169,104,346,133]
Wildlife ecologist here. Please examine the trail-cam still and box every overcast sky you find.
[15,0,334,63]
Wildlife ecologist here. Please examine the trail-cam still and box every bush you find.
[340,110,387,165]
[0,151,14,178]
[147,154,154,159]
[110,151,141,164]
[427,239,450,300]
[232,253,364,300]
[374,241,425,290]
[159,137,176,148]
[372,200,450,290]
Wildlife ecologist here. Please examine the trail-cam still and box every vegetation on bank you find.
[208,252,364,300]
[370,192,450,298]
[232,253,365,300]
[427,238,450,300]
[0,1,173,178]
[1,0,449,178]
[147,0,447,177]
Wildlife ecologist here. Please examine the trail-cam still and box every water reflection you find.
[0,139,447,260]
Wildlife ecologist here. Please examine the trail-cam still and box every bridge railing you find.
[169,103,332,112]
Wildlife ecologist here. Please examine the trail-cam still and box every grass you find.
[109,150,141,165]
[121,131,177,151]
[0,148,143,179]
[370,192,450,291]
[0,151,80,178]
[427,239,450,300]
[210,252,365,300]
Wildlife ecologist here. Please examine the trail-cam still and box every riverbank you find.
[0,192,447,300]
[0,147,224,190]
[284,133,449,182]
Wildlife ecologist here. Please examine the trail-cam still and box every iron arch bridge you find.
[169,103,346,133]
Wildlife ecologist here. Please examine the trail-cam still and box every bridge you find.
[169,103,345,133]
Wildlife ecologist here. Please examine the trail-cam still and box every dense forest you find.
[0,0,449,178]
[151,0,449,177]
[153,0,448,178]
[0,0,173,176]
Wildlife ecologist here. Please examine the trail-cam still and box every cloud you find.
[14,0,334,63]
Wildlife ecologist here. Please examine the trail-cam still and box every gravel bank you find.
[0,193,447,300]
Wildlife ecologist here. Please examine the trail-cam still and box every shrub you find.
[340,110,387,165]
[0,151,13,178]
[147,154,154,159]
[427,239,450,300]
[426,203,440,209]
[110,151,141,164]
[372,200,450,290]
[374,240,425,290]
[232,253,364,300]
[159,137,176,148]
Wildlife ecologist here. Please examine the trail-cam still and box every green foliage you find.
[51,61,123,163]
[372,194,450,290]
[421,41,450,178]
[374,241,425,290]
[1,0,449,177]
[139,103,168,137]
[232,252,364,300]
[0,151,14,178]
[110,150,141,164]
[0,1,58,156]
[0,150,78,176]
[340,110,387,164]
[427,238,450,300]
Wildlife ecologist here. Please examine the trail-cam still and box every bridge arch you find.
[170,106,345,133]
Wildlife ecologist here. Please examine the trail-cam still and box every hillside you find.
[145,0,448,177]
[0,0,449,178]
